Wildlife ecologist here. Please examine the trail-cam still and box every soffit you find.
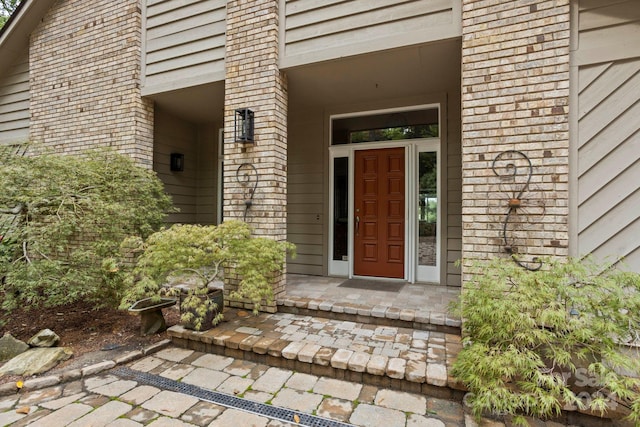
[286,38,462,111]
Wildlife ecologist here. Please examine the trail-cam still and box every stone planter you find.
[179,288,224,331]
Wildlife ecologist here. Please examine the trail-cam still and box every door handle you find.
[355,215,360,235]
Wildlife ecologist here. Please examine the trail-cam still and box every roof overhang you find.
[0,0,55,75]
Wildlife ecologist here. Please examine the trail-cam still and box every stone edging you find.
[168,324,468,397]
[0,339,172,397]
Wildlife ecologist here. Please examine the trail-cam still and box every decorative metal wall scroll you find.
[492,150,543,271]
[236,163,258,221]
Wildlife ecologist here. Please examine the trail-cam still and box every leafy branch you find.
[451,257,640,426]
[0,146,173,315]
[119,220,295,330]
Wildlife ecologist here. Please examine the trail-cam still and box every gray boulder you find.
[0,347,73,377]
[28,328,60,348]
[0,333,29,362]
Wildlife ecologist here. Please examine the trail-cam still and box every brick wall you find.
[29,0,153,167]
[223,0,288,311]
[460,0,570,275]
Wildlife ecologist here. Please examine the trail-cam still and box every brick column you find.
[460,0,570,278]
[224,0,287,311]
[29,0,153,167]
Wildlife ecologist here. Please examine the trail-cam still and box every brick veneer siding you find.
[223,0,288,311]
[460,0,570,277]
[29,0,153,167]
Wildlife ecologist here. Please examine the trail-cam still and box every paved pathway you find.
[1,343,611,426]
[0,345,467,426]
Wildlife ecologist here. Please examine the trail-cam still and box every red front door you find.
[354,147,405,278]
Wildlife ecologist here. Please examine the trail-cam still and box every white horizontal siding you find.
[0,53,29,145]
[287,112,325,275]
[575,0,640,271]
[154,108,198,224]
[281,0,461,68]
[143,0,226,95]
[287,160,325,275]
[195,125,220,225]
[446,105,462,287]
[153,113,220,225]
[575,0,640,65]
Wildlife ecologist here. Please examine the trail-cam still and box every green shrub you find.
[0,147,173,313]
[0,234,18,279]
[120,220,295,331]
[451,257,640,426]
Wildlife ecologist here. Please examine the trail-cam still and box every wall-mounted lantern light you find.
[170,153,184,172]
[235,108,254,144]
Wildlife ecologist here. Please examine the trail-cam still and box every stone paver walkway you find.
[0,345,466,426]
[0,276,617,427]
[0,344,609,426]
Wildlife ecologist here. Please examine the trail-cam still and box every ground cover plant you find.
[451,257,640,426]
[0,146,172,320]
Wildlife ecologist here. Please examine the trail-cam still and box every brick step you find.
[167,308,467,401]
[275,296,462,335]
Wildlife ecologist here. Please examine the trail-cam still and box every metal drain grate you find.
[112,366,355,427]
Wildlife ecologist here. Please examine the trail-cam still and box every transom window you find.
[332,108,439,145]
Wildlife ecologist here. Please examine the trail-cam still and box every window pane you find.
[350,124,438,143]
[332,108,439,146]
[418,152,437,266]
[333,157,348,261]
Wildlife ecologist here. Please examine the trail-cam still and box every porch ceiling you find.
[146,81,225,125]
[286,38,462,112]
[144,38,461,124]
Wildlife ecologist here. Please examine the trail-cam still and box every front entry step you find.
[167,308,466,401]
[275,296,461,335]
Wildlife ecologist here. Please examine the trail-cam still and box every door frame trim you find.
[327,104,442,283]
